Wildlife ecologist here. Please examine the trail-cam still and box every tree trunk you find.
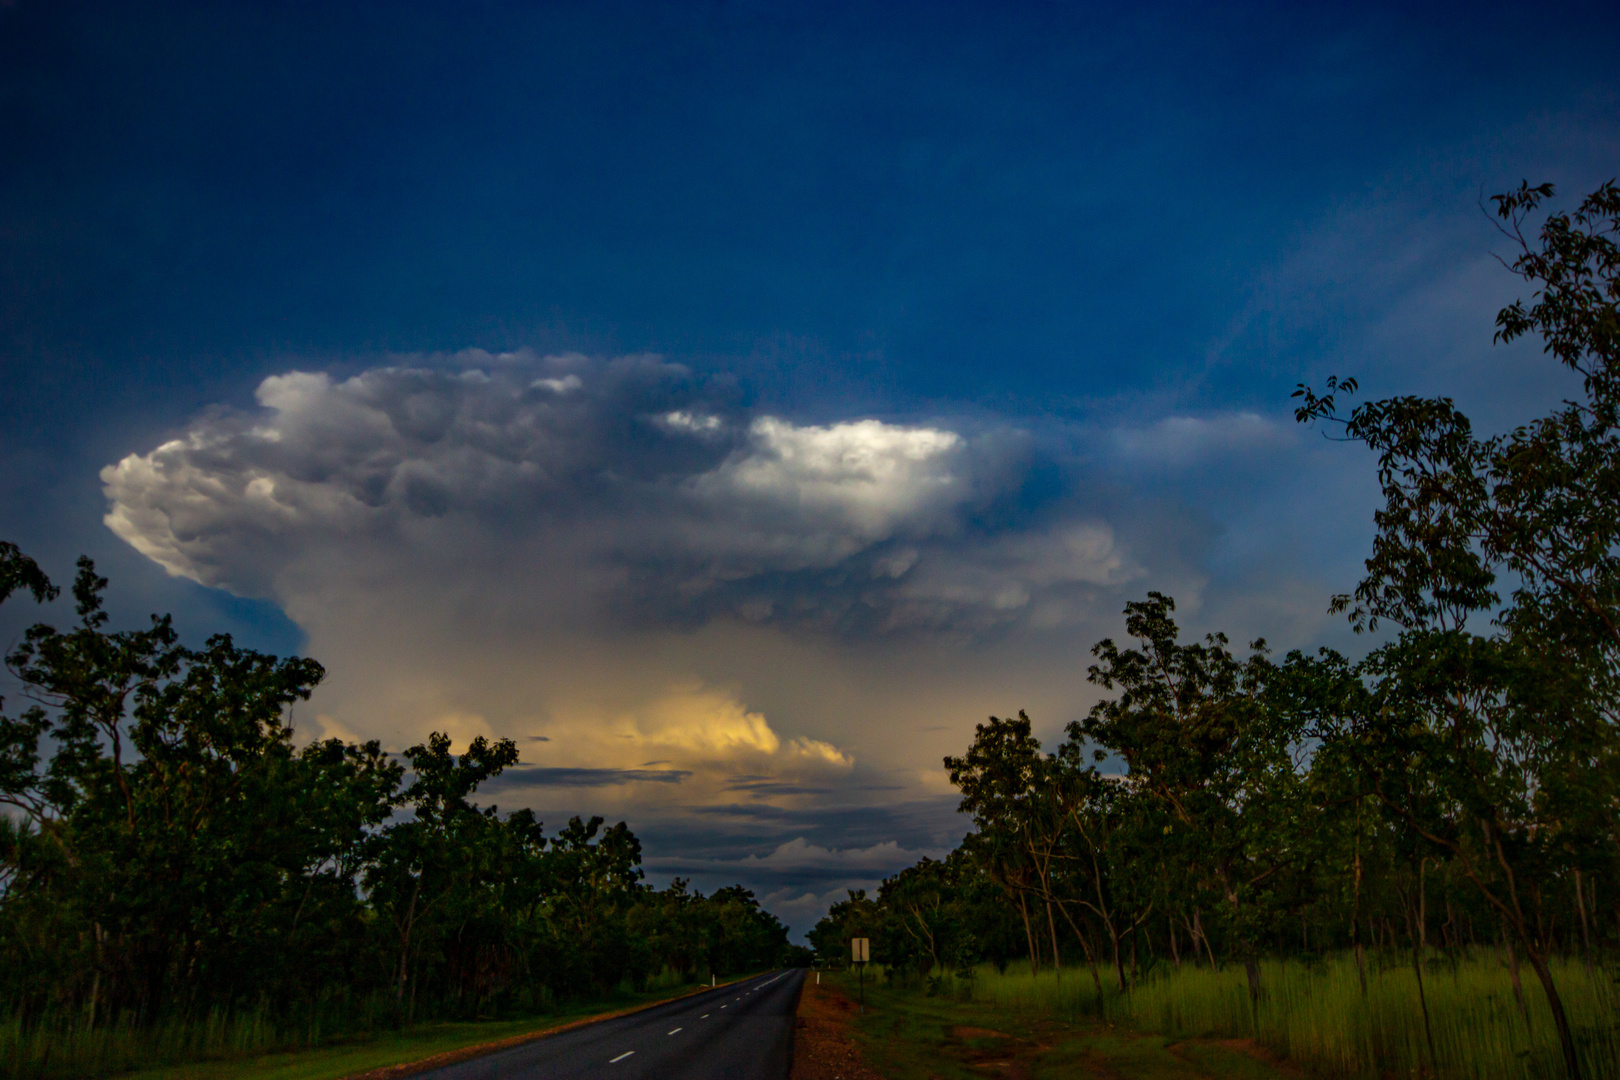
[1418,859,1429,954]
[1045,897,1062,976]
[1521,938,1585,1080]
[396,877,423,1017]
[1194,908,1217,970]
[1222,873,1261,1006]
[1017,891,1039,974]
[88,922,103,1028]
[1403,885,1437,1069]
[1352,811,1367,996]
[1504,925,1529,1021]
[1168,916,1181,969]
[1354,932,1368,999]
[1574,870,1594,974]
[1242,952,1262,1009]
[1054,901,1106,1003]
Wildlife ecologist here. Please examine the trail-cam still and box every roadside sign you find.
[851,937,870,1007]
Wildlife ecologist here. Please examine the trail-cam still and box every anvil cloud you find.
[95,351,1238,917]
[10,0,1614,936]
[103,352,1138,636]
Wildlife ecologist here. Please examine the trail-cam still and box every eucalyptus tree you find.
[945,712,1064,972]
[0,542,55,607]
[1073,593,1313,1004]
[366,731,518,1017]
[0,543,805,1040]
[1294,179,1620,1079]
[808,887,881,966]
[0,557,400,1021]
[1039,749,1163,994]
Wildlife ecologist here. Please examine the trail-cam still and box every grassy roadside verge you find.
[824,971,1298,1080]
[115,978,749,1080]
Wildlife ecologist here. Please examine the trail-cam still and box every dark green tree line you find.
[0,548,799,1039]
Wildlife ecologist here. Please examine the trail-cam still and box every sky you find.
[3,0,1619,937]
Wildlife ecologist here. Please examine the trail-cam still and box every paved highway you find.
[411,969,806,1080]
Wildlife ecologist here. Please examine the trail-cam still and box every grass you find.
[120,1013,609,1080]
[1120,953,1619,1079]
[827,970,1295,1080]
[0,970,720,1080]
[879,950,1620,1079]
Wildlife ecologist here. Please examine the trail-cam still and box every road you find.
[410,969,806,1080]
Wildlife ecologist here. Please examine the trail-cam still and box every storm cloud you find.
[96,351,1275,931]
[103,351,1142,638]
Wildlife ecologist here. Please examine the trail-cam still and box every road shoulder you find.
[830,973,1309,1080]
[790,974,885,1080]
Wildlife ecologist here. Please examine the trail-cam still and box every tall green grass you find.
[0,1006,322,1080]
[934,952,1619,1079]
[0,966,702,1080]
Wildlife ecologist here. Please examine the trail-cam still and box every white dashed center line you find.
[701,1014,710,1018]
[668,1028,682,1035]
[721,1004,728,1009]
[610,1051,635,1063]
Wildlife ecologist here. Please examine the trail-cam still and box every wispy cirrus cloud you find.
[1110,412,1292,468]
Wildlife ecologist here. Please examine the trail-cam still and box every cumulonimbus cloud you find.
[102,350,1139,636]
[92,350,1277,931]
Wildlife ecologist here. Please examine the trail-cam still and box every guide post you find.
[851,937,869,1008]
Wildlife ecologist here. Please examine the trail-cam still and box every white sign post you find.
[851,937,870,1007]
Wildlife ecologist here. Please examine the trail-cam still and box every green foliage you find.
[0,550,796,1078]
[813,179,1620,1080]
[1290,178,1620,1079]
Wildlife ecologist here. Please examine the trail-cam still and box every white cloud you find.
[660,410,724,434]
[533,374,584,394]
[94,353,1228,841]
[101,353,1133,634]
[703,417,965,542]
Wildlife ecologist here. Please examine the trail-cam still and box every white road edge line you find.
[610,1051,635,1063]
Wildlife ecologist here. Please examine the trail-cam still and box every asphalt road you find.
[410,969,806,1080]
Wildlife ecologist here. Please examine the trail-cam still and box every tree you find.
[0,542,56,607]
[808,888,881,967]
[1,557,400,1022]
[1072,593,1311,1004]
[945,713,1058,973]
[365,731,517,1017]
[0,542,810,1057]
[1294,179,1620,1079]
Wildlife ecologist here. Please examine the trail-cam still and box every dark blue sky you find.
[3,0,1618,931]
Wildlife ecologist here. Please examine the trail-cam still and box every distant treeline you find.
[0,548,802,1034]
[811,181,1620,1080]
